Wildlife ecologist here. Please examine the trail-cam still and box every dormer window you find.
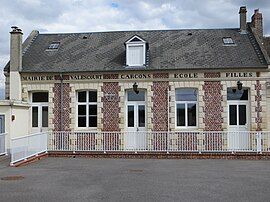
[125,35,146,67]
[223,37,234,45]
[48,42,60,50]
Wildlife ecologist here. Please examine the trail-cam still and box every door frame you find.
[227,100,250,131]
[30,92,49,133]
[0,115,5,133]
[125,89,147,132]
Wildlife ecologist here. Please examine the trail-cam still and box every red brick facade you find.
[101,82,121,131]
[152,73,169,131]
[203,73,223,131]
[53,82,71,131]
[255,80,262,131]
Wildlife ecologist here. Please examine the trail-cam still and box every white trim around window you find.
[175,88,198,129]
[76,90,98,129]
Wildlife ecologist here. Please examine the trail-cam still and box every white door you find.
[227,101,249,150]
[31,92,49,133]
[125,90,147,150]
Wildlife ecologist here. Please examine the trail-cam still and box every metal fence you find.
[10,132,48,165]
[9,131,270,165]
[48,131,270,153]
[0,133,7,155]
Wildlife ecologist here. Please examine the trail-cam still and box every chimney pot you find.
[239,6,247,34]
[9,26,23,101]
[251,8,263,41]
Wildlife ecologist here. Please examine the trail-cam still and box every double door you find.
[31,104,48,133]
[125,90,147,150]
[227,101,249,150]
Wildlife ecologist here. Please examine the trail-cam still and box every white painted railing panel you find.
[0,133,7,155]
[10,132,48,165]
[45,131,270,153]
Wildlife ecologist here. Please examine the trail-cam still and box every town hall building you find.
[2,7,270,162]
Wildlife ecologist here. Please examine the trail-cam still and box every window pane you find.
[32,107,38,127]
[229,105,237,125]
[128,106,134,127]
[138,105,145,127]
[239,105,247,125]
[78,117,86,127]
[42,106,48,127]
[78,105,86,115]
[89,116,97,127]
[89,105,97,115]
[129,45,143,65]
[187,103,196,126]
[177,104,185,126]
[127,91,145,101]
[176,89,197,101]
[89,91,97,102]
[227,88,248,100]
[78,91,86,102]
[32,92,48,102]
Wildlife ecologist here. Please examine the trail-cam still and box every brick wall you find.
[152,73,169,131]
[101,78,120,131]
[53,82,71,131]
[255,80,262,131]
[203,72,223,131]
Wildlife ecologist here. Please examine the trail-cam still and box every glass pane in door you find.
[229,105,237,125]
[187,103,196,126]
[32,107,38,127]
[42,106,48,127]
[176,104,185,126]
[127,91,145,101]
[138,105,145,127]
[239,105,247,125]
[128,106,134,127]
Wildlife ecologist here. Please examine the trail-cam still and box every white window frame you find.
[76,90,98,129]
[30,91,49,130]
[125,36,146,67]
[175,88,198,129]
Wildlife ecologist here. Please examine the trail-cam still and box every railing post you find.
[198,131,203,153]
[166,132,169,154]
[256,132,262,154]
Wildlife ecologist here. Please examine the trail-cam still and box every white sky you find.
[0,0,270,89]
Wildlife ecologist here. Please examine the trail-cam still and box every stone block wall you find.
[119,81,153,131]
[69,82,102,131]
[21,83,54,131]
[169,80,204,131]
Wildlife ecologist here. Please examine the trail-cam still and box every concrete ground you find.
[0,156,270,202]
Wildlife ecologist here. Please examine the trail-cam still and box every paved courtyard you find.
[0,156,270,202]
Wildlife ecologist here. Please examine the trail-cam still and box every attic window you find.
[48,42,60,49]
[223,37,234,45]
[125,36,146,67]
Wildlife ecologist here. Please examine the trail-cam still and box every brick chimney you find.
[239,6,247,34]
[9,26,23,101]
[251,9,263,41]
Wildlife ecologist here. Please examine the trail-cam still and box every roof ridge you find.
[38,28,240,35]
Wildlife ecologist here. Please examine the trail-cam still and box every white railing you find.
[48,131,270,153]
[10,132,48,165]
[10,131,270,165]
[0,133,7,155]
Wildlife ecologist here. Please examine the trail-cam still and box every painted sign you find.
[120,74,152,79]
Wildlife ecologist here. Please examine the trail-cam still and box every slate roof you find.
[5,28,268,73]
[263,37,270,57]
